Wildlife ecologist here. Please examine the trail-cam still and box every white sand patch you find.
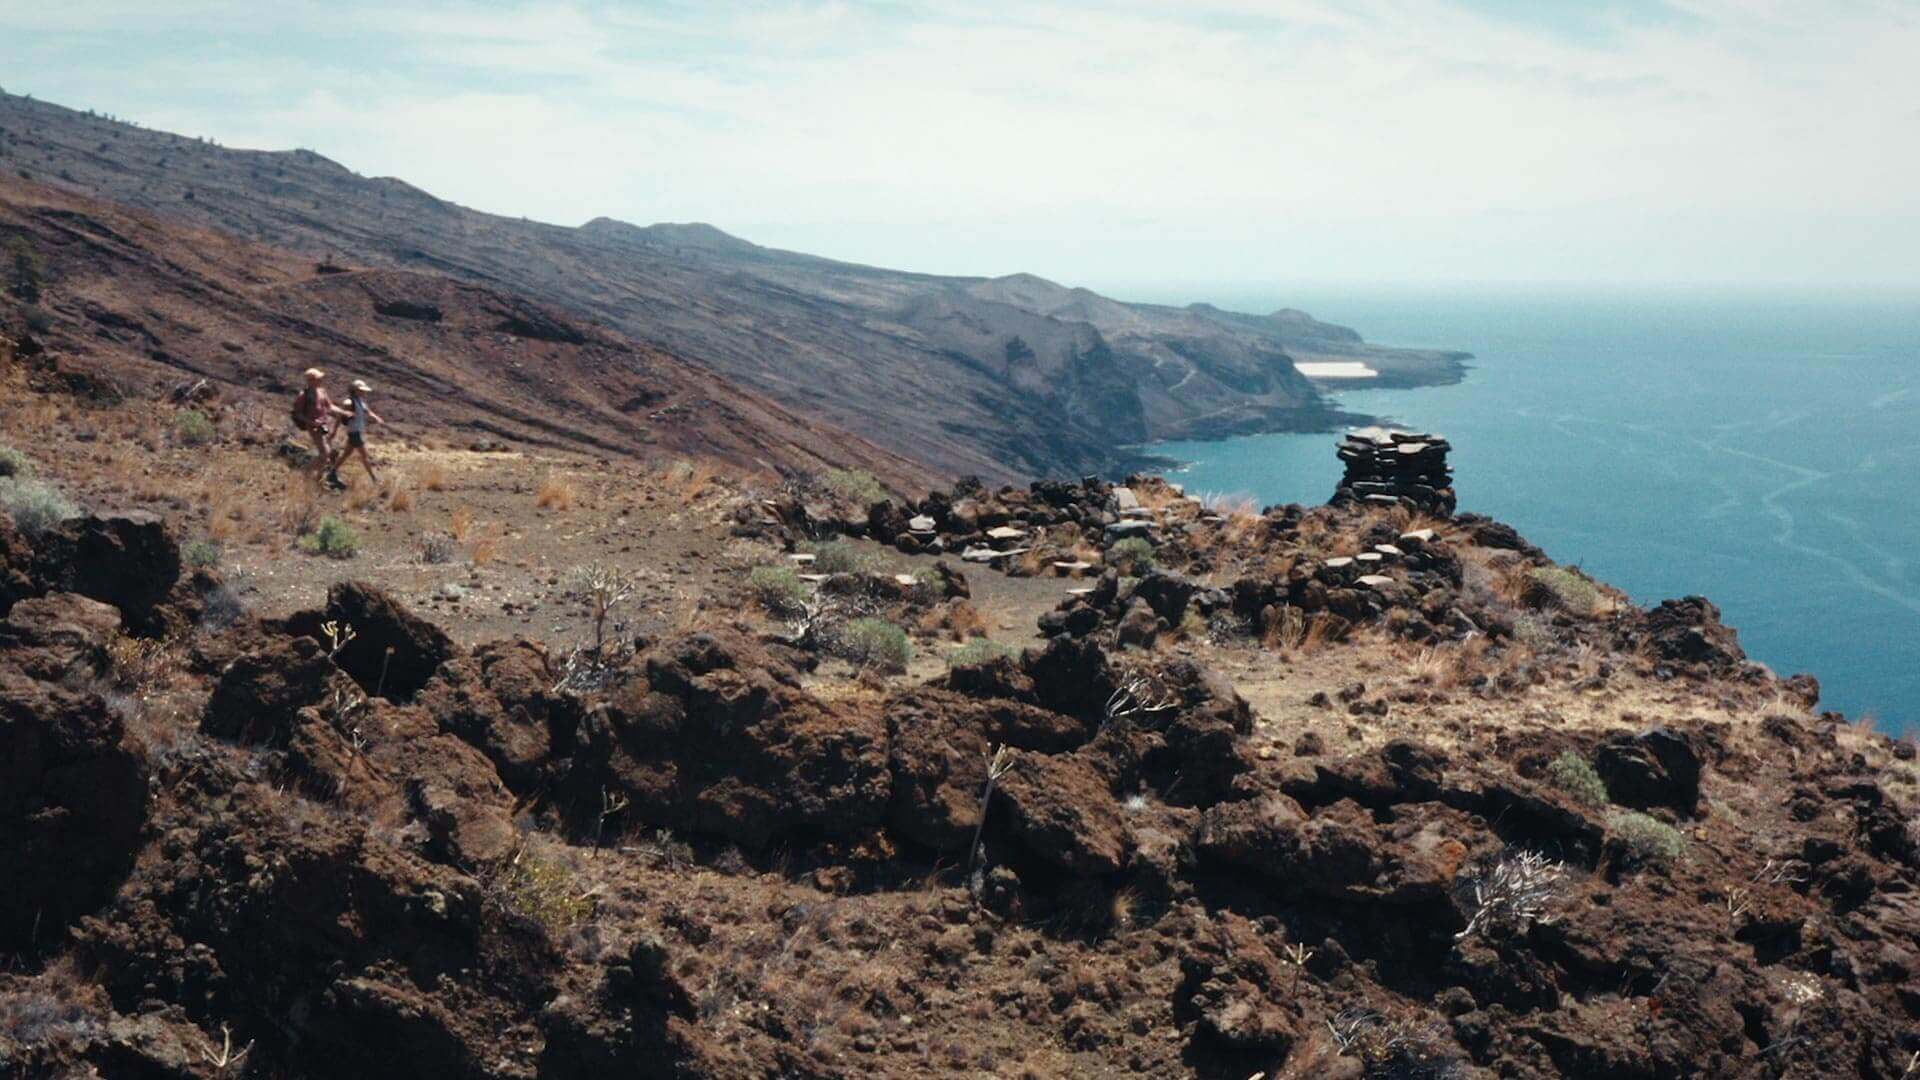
[1295,361,1379,379]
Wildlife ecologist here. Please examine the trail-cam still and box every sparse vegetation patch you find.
[182,538,222,568]
[1608,810,1686,868]
[0,444,31,478]
[173,408,215,446]
[1109,536,1154,573]
[297,515,359,559]
[1546,751,1610,807]
[1526,566,1600,615]
[836,616,911,672]
[748,565,808,616]
[800,538,876,575]
[822,467,886,506]
[947,639,1017,668]
[0,477,80,538]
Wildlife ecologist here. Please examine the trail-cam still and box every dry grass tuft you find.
[470,522,506,566]
[917,599,990,641]
[420,462,451,492]
[387,481,414,512]
[280,473,318,535]
[1299,612,1346,654]
[448,506,474,543]
[666,458,717,505]
[535,473,576,511]
[345,480,379,512]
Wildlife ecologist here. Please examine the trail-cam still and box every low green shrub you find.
[800,538,875,575]
[492,848,594,938]
[0,444,30,479]
[182,539,222,568]
[173,408,216,446]
[297,515,359,559]
[838,617,911,672]
[1608,810,1686,867]
[947,639,1017,668]
[822,468,886,506]
[0,477,79,538]
[1109,536,1155,573]
[748,565,808,615]
[1526,566,1600,615]
[1546,751,1609,807]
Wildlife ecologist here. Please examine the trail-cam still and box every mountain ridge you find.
[0,91,1466,482]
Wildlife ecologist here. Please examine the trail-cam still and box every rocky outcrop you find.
[0,594,147,952]
[1332,426,1456,514]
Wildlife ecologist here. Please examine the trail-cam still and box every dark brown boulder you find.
[416,641,564,793]
[0,513,35,616]
[1133,571,1198,623]
[0,664,147,950]
[1633,596,1745,672]
[884,689,1090,851]
[30,512,181,633]
[580,631,891,849]
[995,750,1128,875]
[1115,597,1163,648]
[283,582,460,702]
[202,635,349,743]
[1594,727,1703,815]
[0,592,121,682]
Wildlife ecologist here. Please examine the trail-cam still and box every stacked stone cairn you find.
[1333,426,1456,514]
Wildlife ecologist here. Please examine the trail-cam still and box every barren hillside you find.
[0,92,1466,481]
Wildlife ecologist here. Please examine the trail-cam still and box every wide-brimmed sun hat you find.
[303,367,326,381]
[351,379,372,393]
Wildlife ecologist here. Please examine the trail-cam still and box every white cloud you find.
[3,0,1916,285]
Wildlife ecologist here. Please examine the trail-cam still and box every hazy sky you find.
[5,1,1918,289]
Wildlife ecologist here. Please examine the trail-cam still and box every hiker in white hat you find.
[329,378,387,486]
[289,367,352,487]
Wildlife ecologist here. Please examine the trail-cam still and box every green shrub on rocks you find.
[1608,810,1686,867]
[297,515,359,559]
[491,848,594,938]
[822,468,886,506]
[748,565,808,615]
[1109,537,1155,574]
[947,639,1017,669]
[182,539,223,569]
[1526,566,1600,615]
[0,444,31,479]
[838,617,911,672]
[0,477,79,538]
[1547,751,1609,807]
[801,539,875,575]
[174,408,216,446]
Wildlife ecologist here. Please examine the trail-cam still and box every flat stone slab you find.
[787,553,817,564]
[1355,552,1384,564]
[1065,586,1097,596]
[908,515,936,532]
[1357,574,1396,588]
[1104,520,1154,540]
[1373,544,1403,558]
[1324,556,1355,569]
[1400,528,1437,543]
[894,574,921,587]
[986,526,1027,541]
[797,573,829,583]
[1111,487,1140,511]
[1120,507,1157,520]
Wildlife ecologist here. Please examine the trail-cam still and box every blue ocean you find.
[1138,285,1920,732]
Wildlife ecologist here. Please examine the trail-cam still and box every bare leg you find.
[308,429,332,481]
[354,444,378,485]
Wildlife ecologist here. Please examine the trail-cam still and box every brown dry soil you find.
[6,343,1920,1080]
